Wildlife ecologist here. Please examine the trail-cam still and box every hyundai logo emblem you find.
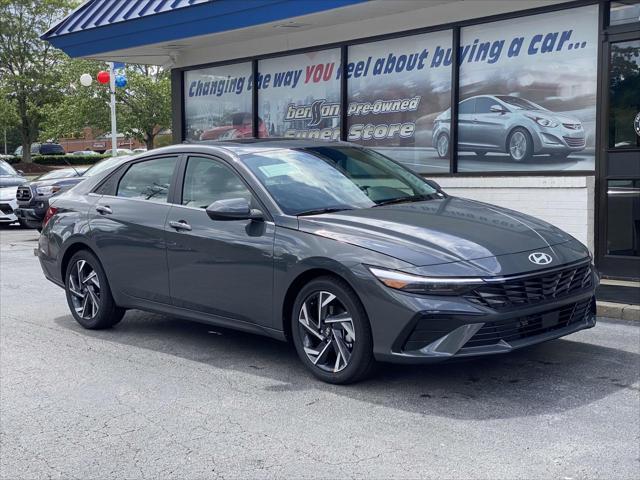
[528,252,553,265]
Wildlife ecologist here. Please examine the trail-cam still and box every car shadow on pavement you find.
[54,312,639,420]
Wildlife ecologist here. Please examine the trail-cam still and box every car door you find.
[457,98,476,149]
[90,155,179,304]
[473,96,508,149]
[165,155,275,328]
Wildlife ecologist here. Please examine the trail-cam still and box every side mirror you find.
[490,104,507,114]
[424,179,442,191]
[206,198,263,221]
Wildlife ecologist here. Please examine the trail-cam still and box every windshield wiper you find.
[373,194,437,207]
[297,207,352,217]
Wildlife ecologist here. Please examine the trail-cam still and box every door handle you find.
[169,220,192,231]
[95,205,112,215]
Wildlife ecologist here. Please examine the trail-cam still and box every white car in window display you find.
[432,95,586,162]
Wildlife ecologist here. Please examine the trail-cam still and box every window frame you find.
[176,0,602,178]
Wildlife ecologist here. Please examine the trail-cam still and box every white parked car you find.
[0,160,27,226]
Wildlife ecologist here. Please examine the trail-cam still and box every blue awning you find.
[43,0,368,58]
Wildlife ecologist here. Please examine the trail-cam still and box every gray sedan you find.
[35,140,597,384]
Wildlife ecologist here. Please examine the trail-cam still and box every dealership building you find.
[44,0,639,281]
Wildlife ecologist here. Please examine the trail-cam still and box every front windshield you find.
[0,161,18,176]
[82,156,128,177]
[241,146,438,215]
[496,96,546,111]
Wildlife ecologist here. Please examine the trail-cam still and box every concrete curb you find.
[597,301,640,322]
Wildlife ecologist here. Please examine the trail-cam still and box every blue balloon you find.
[115,75,127,88]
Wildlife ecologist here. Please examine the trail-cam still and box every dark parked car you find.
[432,95,586,162]
[36,140,597,383]
[0,160,27,226]
[15,157,130,230]
[14,142,66,157]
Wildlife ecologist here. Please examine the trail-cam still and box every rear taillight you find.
[42,206,58,228]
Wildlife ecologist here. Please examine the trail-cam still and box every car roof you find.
[181,138,353,155]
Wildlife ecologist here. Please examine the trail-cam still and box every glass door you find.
[597,32,640,279]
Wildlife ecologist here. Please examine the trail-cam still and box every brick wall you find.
[436,176,595,252]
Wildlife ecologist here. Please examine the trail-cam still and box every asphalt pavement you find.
[1,226,639,479]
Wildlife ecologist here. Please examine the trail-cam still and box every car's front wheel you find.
[65,250,125,329]
[291,276,374,384]
[435,133,449,158]
[507,128,533,162]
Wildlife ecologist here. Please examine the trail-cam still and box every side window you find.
[182,156,253,209]
[116,157,177,203]
[458,98,475,114]
[475,97,497,114]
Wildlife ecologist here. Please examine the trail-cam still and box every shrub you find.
[32,155,110,165]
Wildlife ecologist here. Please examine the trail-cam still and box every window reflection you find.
[608,40,640,149]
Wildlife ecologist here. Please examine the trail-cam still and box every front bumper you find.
[14,206,46,229]
[360,263,598,364]
[0,199,18,223]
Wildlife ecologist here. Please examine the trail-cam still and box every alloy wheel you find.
[509,131,527,161]
[437,135,449,157]
[298,291,355,373]
[68,259,101,320]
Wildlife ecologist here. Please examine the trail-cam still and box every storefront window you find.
[610,1,640,26]
[183,62,253,141]
[457,5,598,172]
[608,39,640,149]
[347,31,452,174]
[258,49,341,140]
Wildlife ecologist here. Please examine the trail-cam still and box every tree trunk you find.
[145,133,155,150]
[21,136,31,163]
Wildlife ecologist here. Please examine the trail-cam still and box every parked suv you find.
[14,142,66,157]
[15,156,131,230]
[432,95,586,162]
[0,160,27,226]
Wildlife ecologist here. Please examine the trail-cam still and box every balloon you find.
[79,73,92,87]
[115,75,127,88]
[97,71,110,84]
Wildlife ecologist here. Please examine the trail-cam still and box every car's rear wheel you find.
[435,133,449,158]
[65,250,125,329]
[507,128,533,162]
[291,277,374,384]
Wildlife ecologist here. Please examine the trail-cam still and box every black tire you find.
[435,133,449,159]
[474,151,487,157]
[291,276,375,384]
[18,219,30,229]
[507,127,533,162]
[64,250,125,329]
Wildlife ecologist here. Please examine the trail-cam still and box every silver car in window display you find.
[432,95,587,162]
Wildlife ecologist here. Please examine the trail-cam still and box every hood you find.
[28,177,84,188]
[526,110,581,124]
[0,175,27,188]
[298,197,575,267]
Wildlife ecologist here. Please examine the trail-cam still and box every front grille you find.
[16,186,31,202]
[464,262,592,310]
[463,297,594,348]
[0,203,13,214]
[563,136,586,147]
[562,123,581,130]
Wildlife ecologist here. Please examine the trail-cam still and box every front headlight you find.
[527,115,559,128]
[36,185,61,195]
[368,267,483,295]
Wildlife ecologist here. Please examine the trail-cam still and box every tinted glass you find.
[475,97,498,114]
[609,40,640,149]
[496,96,544,111]
[182,156,253,208]
[610,1,640,26]
[117,157,177,203]
[459,99,475,114]
[184,62,253,141]
[607,179,640,257]
[83,156,130,177]
[241,147,437,215]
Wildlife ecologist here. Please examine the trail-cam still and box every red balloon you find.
[96,71,110,84]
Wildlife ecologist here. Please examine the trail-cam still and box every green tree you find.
[0,0,76,162]
[42,63,172,150]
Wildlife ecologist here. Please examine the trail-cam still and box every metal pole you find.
[3,128,6,155]
[109,62,117,157]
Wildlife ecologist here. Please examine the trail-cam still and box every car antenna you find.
[57,153,81,176]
